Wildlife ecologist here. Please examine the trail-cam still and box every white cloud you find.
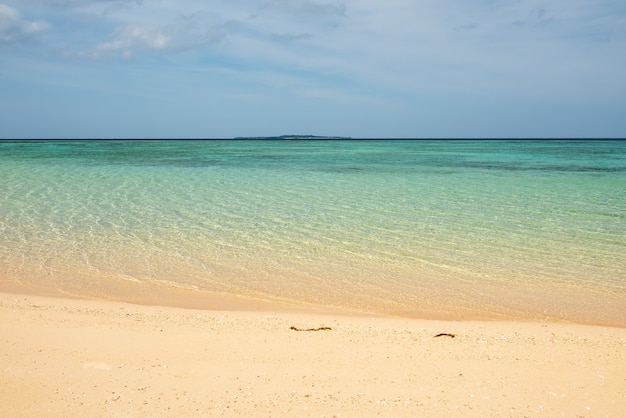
[0,3,50,44]
[80,12,224,58]
[93,25,171,57]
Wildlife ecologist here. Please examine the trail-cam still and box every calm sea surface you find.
[1,140,624,325]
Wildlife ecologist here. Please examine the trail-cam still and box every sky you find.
[1,0,625,138]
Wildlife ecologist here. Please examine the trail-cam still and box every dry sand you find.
[1,292,624,417]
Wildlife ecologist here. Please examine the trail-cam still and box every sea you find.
[1,140,624,326]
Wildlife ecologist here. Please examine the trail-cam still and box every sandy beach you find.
[1,291,624,417]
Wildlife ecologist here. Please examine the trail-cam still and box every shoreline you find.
[2,291,625,417]
[0,280,368,318]
[1,279,624,328]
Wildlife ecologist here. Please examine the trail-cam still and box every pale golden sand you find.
[1,292,624,417]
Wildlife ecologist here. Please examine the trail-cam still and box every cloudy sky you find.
[1,0,625,138]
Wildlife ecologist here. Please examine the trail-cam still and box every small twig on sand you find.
[290,326,332,332]
[434,333,456,338]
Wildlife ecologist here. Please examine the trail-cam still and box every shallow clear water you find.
[1,140,624,325]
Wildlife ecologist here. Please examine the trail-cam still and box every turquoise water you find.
[1,140,625,325]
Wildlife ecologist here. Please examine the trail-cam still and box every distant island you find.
[234,135,352,140]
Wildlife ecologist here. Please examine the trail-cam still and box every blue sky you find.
[1,0,625,138]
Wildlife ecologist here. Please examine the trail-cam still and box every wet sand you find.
[1,292,624,417]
